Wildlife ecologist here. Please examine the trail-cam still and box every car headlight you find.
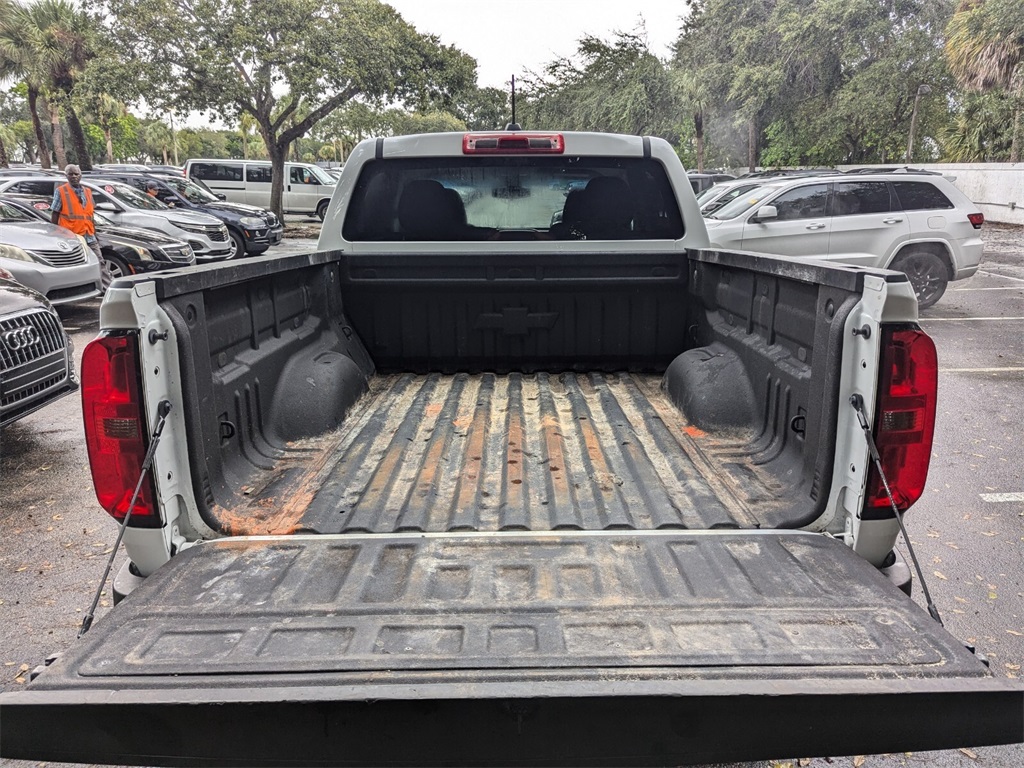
[131,245,153,260]
[0,244,35,262]
[76,234,89,252]
[239,216,263,228]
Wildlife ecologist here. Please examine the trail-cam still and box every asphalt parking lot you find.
[1,221,1022,768]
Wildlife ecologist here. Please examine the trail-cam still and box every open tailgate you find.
[2,530,1021,766]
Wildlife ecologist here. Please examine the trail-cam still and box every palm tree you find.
[675,71,712,173]
[0,123,10,168]
[140,119,173,164]
[0,0,52,168]
[18,0,97,169]
[43,93,67,168]
[946,0,1024,161]
[239,112,256,160]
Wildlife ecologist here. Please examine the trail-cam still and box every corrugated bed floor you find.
[220,373,786,535]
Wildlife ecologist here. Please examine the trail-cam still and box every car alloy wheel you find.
[891,250,949,310]
[228,231,246,259]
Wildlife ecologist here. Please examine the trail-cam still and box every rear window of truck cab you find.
[342,157,684,242]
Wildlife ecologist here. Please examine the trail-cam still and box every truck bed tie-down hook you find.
[850,393,943,625]
[77,400,173,638]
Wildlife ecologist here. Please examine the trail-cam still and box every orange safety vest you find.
[56,183,95,236]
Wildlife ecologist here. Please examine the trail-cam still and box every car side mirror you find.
[752,205,778,222]
[216,193,226,200]
[96,202,118,212]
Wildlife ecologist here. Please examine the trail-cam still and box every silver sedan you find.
[0,200,102,304]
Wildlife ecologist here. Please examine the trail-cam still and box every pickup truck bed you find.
[168,248,848,539]
[222,370,773,536]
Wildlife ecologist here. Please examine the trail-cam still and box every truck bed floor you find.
[214,372,789,535]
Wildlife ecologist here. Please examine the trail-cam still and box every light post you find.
[906,84,932,163]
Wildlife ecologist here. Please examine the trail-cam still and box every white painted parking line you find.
[978,270,1024,283]
[940,367,1024,373]
[922,317,1024,321]
[951,286,1024,292]
[980,492,1024,503]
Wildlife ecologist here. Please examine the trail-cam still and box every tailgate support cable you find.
[851,394,943,626]
[78,400,173,638]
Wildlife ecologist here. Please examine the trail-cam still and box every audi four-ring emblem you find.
[2,327,41,350]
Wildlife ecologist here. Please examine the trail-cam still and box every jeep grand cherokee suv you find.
[703,170,984,309]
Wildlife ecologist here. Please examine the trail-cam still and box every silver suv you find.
[703,171,984,309]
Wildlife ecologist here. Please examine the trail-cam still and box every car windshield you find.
[701,183,760,212]
[307,165,336,185]
[707,184,783,220]
[161,176,219,204]
[94,181,169,210]
[0,201,34,222]
[694,185,723,204]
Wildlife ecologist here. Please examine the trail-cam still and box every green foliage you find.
[4,0,1021,172]
[107,112,139,160]
[92,0,480,214]
[946,0,1024,90]
[456,86,509,130]
[946,0,1024,160]
[519,29,681,139]
[387,110,466,135]
[82,122,104,158]
[7,0,99,167]
[940,90,1014,161]
[673,0,958,166]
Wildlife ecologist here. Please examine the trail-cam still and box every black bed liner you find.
[2,531,1020,765]
[209,371,789,536]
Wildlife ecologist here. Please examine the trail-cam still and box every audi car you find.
[0,273,78,427]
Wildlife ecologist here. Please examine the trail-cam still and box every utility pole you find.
[906,84,932,163]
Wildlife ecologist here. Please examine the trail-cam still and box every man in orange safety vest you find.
[50,164,109,286]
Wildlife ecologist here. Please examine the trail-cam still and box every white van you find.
[184,159,336,220]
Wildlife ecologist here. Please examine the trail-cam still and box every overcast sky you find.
[385,0,690,90]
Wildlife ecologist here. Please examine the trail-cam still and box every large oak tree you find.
[94,0,476,217]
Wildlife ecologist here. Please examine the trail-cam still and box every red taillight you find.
[81,333,162,527]
[463,132,565,154]
[864,326,938,516]
[968,212,984,229]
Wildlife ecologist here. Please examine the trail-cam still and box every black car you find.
[0,275,78,427]
[85,171,283,258]
[1,195,196,280]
